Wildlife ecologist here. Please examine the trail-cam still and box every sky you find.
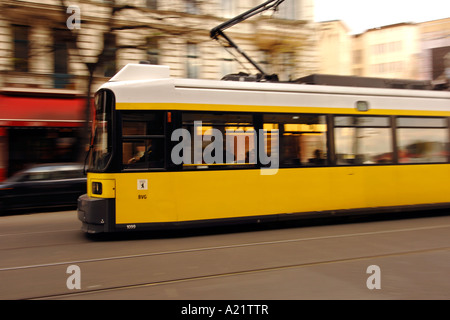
[314,0,450,34]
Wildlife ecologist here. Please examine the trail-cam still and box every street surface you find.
[0,209,449,301]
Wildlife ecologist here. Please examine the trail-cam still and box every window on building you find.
[122,111,165,170]
[222,0,238,18]
[372,41,402,55]
[186,43,200,78]
[263,114,328,166]
[275,0,298,20]
[353,50,362,64]
[53,29,70,88]
[397,117,449,163]
[146,37,159,65]
[353,68,363,76]
[259,50,272,74]
[102,33,117,77]
[220,48,236,77]
[335,116,393,165]
[280,52,296,81]
[13,25,29,72]
[186,0,199,14]
[54,29,68,74]
[146,0,157,10]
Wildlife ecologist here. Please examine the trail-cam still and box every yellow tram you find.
[78,64,450,233]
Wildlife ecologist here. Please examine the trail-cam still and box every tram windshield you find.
[88,90,113,172]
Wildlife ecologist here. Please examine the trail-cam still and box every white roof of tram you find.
[102,64,450,112]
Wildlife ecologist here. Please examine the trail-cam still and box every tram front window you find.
[89,90,113,172]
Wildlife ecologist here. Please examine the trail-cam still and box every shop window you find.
[7,128,78,177]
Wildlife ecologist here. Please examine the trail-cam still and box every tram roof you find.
[103,64,450,101]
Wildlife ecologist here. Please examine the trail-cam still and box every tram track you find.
[2,223,450,272]
[2,213,450,299]
[27,245,450,300]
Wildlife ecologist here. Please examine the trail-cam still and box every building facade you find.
[318,17,450,85]
[417,18,450,84]
[0,0,318,180]
[352,23,421,79]
[317,20,352,75]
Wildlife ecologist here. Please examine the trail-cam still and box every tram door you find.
[116,111,176,224]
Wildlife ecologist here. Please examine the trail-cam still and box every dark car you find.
[0,163,86,213]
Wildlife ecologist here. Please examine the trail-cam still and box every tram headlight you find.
[92,182,103,195]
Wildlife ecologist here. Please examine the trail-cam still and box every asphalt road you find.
[0,209,449,302]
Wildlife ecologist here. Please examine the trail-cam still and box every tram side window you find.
[180,112,256,169]
[335,116,392,165]
[396,117,449,164]
[263,114,327,166]
[122,112,165,170]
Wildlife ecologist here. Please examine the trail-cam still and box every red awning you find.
[0,95,86,127]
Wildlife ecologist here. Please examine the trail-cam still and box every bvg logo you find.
[138,194,147,200]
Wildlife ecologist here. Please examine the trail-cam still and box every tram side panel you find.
[115,172,177,225]
[389,164,450,207]
[112,164,449,228]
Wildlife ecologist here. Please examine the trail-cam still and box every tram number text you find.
[126,224,136,230]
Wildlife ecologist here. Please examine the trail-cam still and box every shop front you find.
[0,90,86,181]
